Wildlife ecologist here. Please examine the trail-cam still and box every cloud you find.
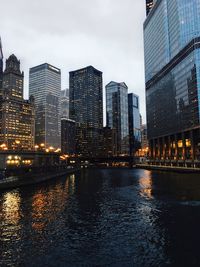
[1,0,146,123]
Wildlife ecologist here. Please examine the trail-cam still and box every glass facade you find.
[106,81,129,155]
[69,66,103,157]
[0,38,3,90]
[144,0,200,163]
[128,93,141,155]
[29,63,61,149]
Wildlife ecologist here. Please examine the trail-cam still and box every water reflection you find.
[139,170,153,199]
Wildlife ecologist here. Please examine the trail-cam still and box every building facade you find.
[61,118,76,155]
[69,66,103,157]
[106,81,129,155]
[29,63,61,149]
[128,93,141,156]
[102,126,117,157]
[144,0,200,165]
[0,54,35,150]
[61,89,69,119]
[146,0,154,15]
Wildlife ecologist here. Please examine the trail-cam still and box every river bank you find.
[136,164,200,173]
[0,168,79,190]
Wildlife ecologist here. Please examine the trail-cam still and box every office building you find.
[0,54,35,150]
[102,126,117,157]
[128,93,141,156]
[146,0,154,15]
[29,63,61,149]
[61,89,69,119]
[106,81,129,155]
[144,0,200,164]
[69,66,103,157]
[61,118,76,155]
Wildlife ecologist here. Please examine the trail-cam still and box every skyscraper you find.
[29,63,61,149]
[69,65,103,157]
[146,0,154,16]
[144,0,200,164]
[128,93,141,156]
[0,38,3,90]
[61,89,69,119]
[0,54,35,150]
[61,118,76,155]
[106,81,129,155]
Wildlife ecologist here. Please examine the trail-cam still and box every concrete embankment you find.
[136,164,200,173]
[0,168,79,190]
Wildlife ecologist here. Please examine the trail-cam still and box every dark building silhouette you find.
[0,54,35,150]
[69,66,103,157]
[61,118,76,155]
[102,126,117,157]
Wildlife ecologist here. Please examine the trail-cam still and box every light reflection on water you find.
[0,170,200,266]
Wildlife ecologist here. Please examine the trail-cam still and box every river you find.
[0,168,200,266]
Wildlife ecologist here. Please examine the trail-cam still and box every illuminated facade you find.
[146,0,154,15]
[128,93,141,156]
[29,63,61,149]
[144,0,200,165]
[106,81,129,155]
[0,54,35,150]
[69,66,103,157]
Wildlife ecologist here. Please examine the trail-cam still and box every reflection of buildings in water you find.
[31,176,75,231]
[139,170,153,199]
[0,190,22,261]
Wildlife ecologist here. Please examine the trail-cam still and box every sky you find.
[1,0,146,123]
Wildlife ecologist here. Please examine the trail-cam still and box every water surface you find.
[0,169,200,266]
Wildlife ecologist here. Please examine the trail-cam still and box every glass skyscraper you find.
[29,63,61,149]
[144,0,200,165]
[106,81,129,155]
[128,93,141,156]
[69,66,103,157]
[61,89,69,119]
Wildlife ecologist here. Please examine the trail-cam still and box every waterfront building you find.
[146,0,154,16]
[69,66,103,157]
[144,0,200,164]
[29,63,61,149]
[0,54,35,150]
[61,89,69,119]
[106,81,129,155]
[0,38,3,90]
[61,118,76,155]
[102,126,117,157]
[128,93,141,156]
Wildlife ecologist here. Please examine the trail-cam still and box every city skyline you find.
[0,0,146,122]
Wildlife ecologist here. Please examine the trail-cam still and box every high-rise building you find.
[0,54,35,150]
[140,124,149,157]
[102,126,117,157]
[69,65,103,157]
[29,63,61,149]
[61,89,69,119]
[0,38,3,90]
[61,118,76,155]
[144,0,200,164]
[128,93,141,156]
[146,0,154,16]
[106,81,129,155]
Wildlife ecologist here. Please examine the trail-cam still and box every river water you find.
[0,169,200,267]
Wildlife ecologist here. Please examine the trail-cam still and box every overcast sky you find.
[1,0,146,123]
